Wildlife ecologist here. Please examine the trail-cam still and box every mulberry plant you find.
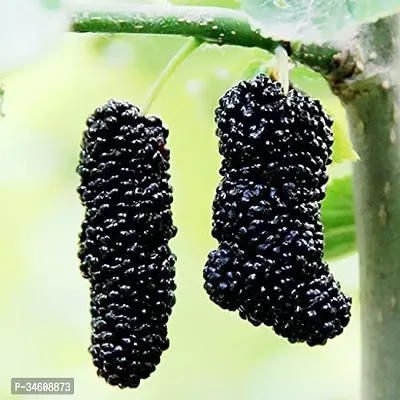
[77,99,177,388]
[63,2,400,399]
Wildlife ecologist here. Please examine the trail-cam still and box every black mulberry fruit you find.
[77,99,177,387]
[204,75,351,346]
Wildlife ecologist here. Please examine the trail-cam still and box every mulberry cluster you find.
[203,75,351,346]
[77,99,177,388]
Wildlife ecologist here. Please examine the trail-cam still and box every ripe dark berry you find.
[204,75,351,346]
[77,99,177,387]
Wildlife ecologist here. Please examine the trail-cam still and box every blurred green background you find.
[1,1,360,398]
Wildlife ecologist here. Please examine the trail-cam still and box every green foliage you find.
[240,0,400,42]
[322,175,356,260]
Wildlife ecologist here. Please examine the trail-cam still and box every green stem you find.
[141,38,202,115]
[70,4,342,77]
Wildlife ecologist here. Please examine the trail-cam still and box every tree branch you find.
[70,4,341,77]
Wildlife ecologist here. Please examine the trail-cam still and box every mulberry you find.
[204,75,351,346]
[77,99,177,388]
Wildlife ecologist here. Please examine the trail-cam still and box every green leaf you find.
[322,175,356,260]
[241,0,400,43]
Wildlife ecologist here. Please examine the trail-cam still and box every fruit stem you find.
[141,38,203,115]
[274,46,289,95]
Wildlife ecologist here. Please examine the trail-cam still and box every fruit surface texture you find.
[204,75,352,346]
[77,100,177,388]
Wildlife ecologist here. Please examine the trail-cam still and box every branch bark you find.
[70,4,341,76]
[333,14,400,400]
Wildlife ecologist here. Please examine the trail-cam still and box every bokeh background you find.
[1,0,360,398]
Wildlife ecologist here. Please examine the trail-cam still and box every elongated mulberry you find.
[77,99,177,387]
[204,75,351,346]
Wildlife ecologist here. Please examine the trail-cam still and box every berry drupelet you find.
[203,74,351,346]
[77,99,177,388]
